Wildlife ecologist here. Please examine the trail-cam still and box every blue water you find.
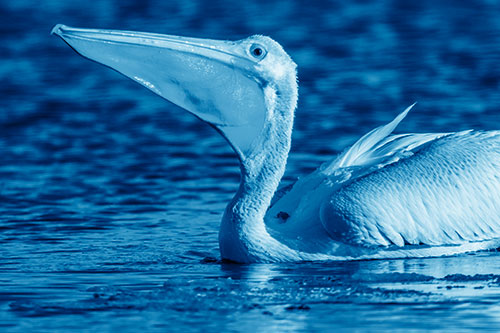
[2,0,500,331]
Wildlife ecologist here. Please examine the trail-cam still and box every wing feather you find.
[268,104,500,249]
[321,131,500,247]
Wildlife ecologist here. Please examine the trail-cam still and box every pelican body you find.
[52,25,500,263]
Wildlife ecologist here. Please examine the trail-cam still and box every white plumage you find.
[268,105,500,255]
[53,25,500,263]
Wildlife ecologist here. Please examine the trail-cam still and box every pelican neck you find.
[218,93,296,262]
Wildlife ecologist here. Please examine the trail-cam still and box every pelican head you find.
[51,25,298,160]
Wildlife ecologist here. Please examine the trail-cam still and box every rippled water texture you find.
[2,0,500,331]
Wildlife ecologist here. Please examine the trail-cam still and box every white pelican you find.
[52,24,500,263]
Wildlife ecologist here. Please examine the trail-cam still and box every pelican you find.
[52,24,500,263]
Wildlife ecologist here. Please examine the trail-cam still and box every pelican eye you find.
[249,44,267,60]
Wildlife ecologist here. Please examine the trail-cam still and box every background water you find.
[1,0,500,331]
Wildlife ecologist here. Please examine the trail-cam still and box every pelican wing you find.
[268,106,500,249]
[321,130,500,247]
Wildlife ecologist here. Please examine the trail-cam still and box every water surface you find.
[1,0,500,331]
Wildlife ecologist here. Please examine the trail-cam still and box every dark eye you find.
[250,44,267,60]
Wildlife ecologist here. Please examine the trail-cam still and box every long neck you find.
[219,85,296,262]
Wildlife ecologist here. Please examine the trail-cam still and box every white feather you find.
[267,105,500,254]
